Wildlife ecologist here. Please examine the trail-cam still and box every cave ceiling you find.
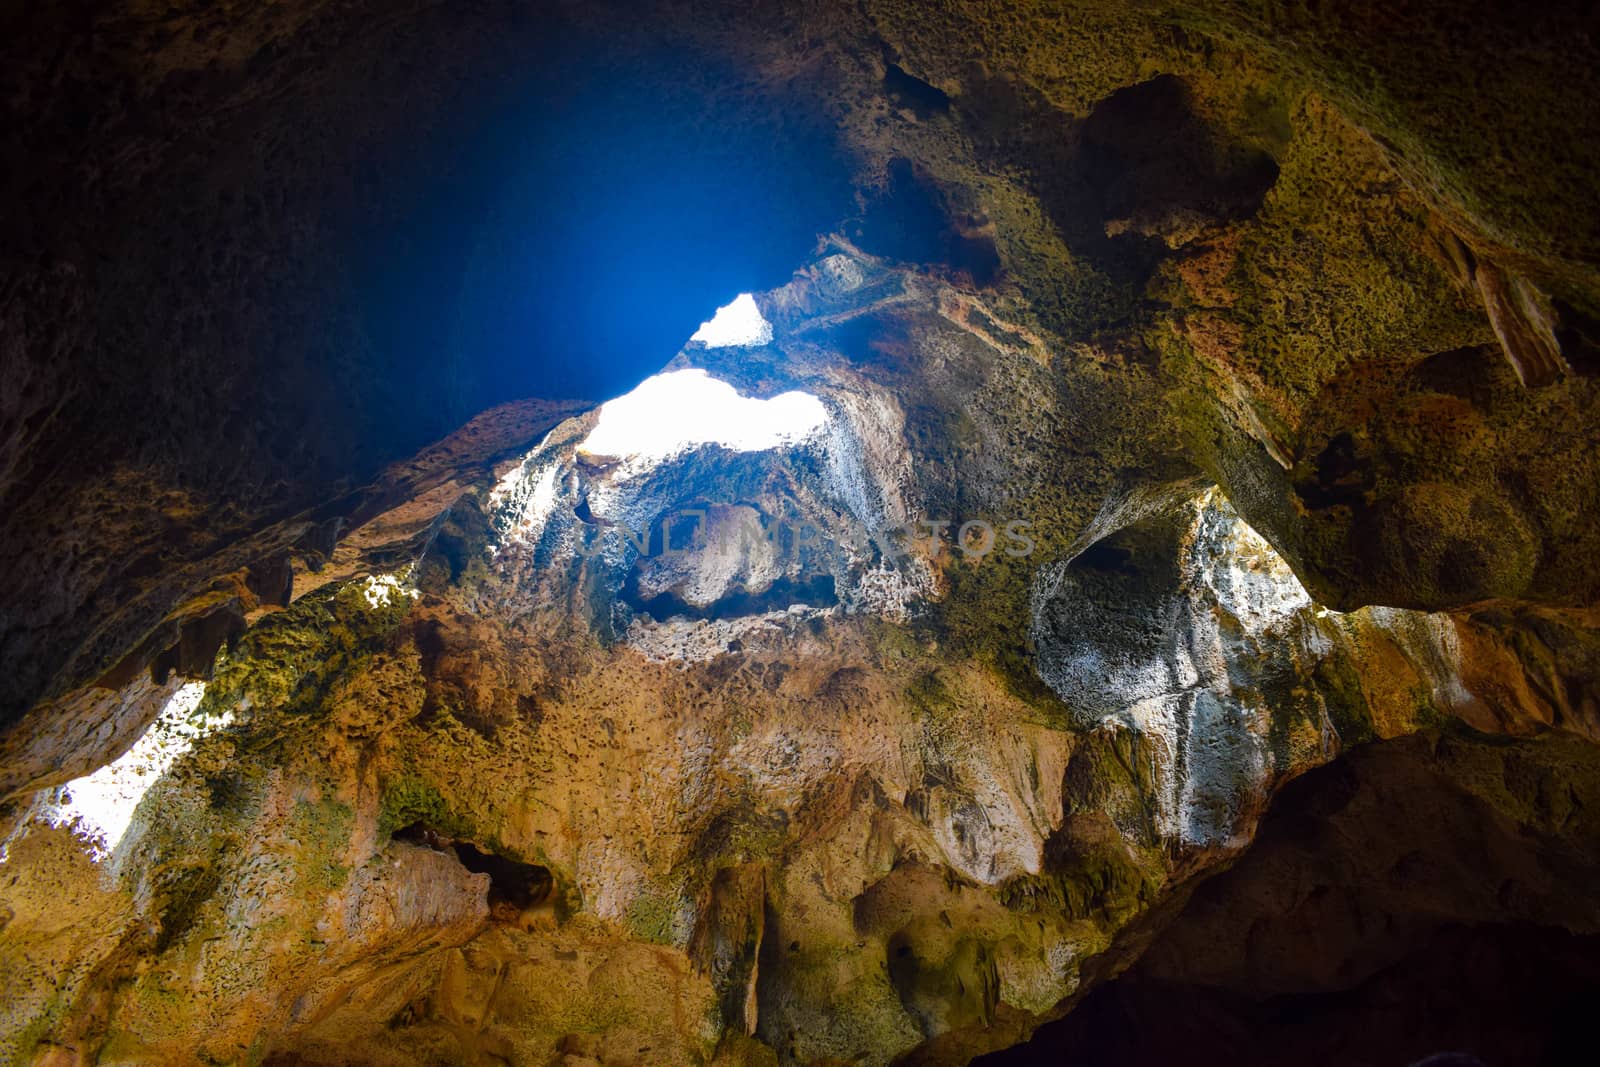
[1,1,1598,1065]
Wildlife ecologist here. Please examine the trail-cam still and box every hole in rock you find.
[577,368,828,462]
[1071,539,1135,574]
[883,60,952,117]
[690,293,773,348]
[851,157,1001,286]
[1081,74,1280,231]
[1554,298,1600,377]
[1298,432,1373,510]
[356,52,855,442]
[393,822,552,914]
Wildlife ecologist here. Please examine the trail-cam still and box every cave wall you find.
[0,0,855,734]
[982,728,1600,1066]
[2,1,1599,1065]
[1,245,1594,1065]
[6,0,1600,778]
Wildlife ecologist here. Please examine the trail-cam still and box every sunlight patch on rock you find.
[28,682,220,860]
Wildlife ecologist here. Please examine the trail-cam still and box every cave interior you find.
[2,2,1599,1065]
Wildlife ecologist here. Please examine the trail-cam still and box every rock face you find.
[5,246,1598,1065]
[2,2,1600,1065]
[983,729,1600,1065]
[1031,487,1471,850]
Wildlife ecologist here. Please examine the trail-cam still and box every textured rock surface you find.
[5,0,1599,744]
[5,246,1598,1065]
[2,1,1599,1064]
[982,729,1600,1065]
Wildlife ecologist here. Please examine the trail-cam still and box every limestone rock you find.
[2,3,1599,1064]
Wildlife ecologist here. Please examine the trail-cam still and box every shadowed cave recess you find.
[2,1,1600,1065]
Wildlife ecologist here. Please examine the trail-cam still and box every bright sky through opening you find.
[690,292,773,347]
[579,368,827,461]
